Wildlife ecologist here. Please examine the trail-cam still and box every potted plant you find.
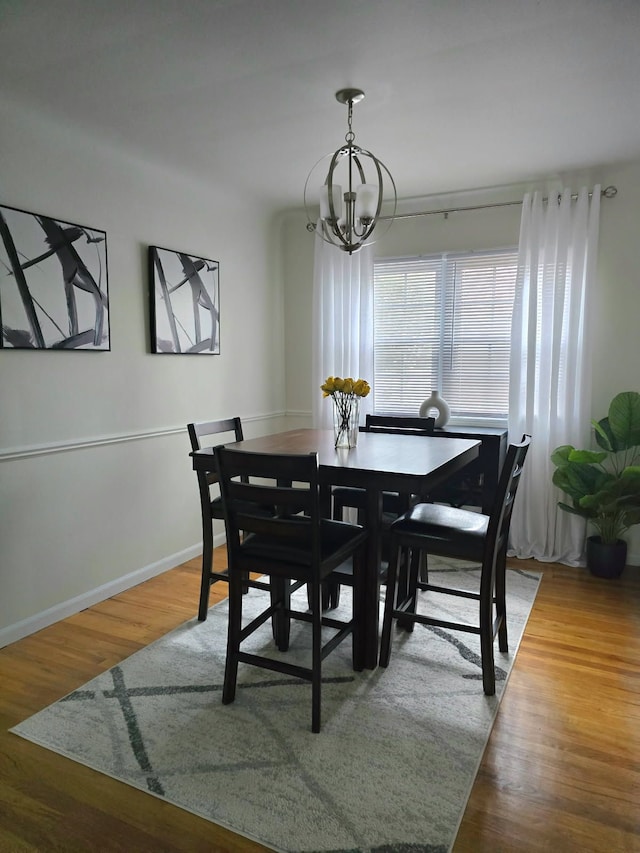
[551,390,640,577]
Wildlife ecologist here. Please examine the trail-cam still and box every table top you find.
[192,428,480,493]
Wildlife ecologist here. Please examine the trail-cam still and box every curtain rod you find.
[382,184,618,221]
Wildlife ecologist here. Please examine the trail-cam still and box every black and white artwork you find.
[149,245,220,355]
[0,203,109,350]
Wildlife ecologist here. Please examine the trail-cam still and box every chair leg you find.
[222,572,243,705]
[351,549,365,672]
[198,527,214,621]
[328,500,347,609]
[479,572,496,696]
[379,535,402,667]
[397,547,421,632]
[310,580,322,733]
[327,577,341,609]
[307,582,334,611]
[271,577,291,652]
[418,550,429,585]
[480,629,496,695]
[495,548,509,653]
[396,544,409,603]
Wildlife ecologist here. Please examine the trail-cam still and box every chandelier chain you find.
[345,99,355,144]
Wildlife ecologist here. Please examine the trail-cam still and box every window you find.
[373,249,518,424]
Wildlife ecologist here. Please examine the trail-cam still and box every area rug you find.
[11,558,540,853]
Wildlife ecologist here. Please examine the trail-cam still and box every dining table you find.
[191,427,480,669]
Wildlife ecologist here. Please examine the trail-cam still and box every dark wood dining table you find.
[191,428,480,668]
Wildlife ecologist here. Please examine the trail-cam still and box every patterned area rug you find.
[11,559,540,853]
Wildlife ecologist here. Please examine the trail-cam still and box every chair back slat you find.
[362,414,435,435]
[227,480,312,512]
[188,417,243,477]
[188,417,244,447]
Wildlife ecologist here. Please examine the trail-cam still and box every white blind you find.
[373,249,518,420]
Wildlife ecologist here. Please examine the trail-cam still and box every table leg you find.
[362,488,383,669]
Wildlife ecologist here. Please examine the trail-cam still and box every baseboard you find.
[0,535,224,650]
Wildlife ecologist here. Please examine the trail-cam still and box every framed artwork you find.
[0,203,109,350]
[149,245,220,354]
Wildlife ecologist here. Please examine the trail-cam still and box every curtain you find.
[312,230,374,428]
[508,186,601,565]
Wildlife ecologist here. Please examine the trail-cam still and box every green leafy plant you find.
[551,391,640,544]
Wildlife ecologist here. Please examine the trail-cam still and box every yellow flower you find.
[322,375,370,398]
[353,379,371,397]
[321,376,336,396]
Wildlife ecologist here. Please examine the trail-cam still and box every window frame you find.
[372,247,518,428]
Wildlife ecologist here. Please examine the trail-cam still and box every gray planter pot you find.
[586,535,627,579]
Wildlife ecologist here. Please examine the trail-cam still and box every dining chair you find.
[379,435,530,695]
[332,414,436,523]
[189,418,334,620]
[216,446,368,733]
[329,413,435,607]
[187,417,246,621]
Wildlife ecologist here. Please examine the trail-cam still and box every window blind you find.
[373,249,518,421]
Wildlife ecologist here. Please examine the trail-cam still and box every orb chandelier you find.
[304,88,396,255]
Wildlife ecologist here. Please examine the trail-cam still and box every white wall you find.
[0,99,288,645]
[278,161,640,565]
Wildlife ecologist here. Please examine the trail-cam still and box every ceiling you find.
[2,0,640,212]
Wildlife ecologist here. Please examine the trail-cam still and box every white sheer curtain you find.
[311,230,374,428]
[508,185,601,565]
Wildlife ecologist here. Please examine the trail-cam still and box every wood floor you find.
[1,548,639,852]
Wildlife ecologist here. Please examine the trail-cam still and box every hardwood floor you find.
[1,549,639,852]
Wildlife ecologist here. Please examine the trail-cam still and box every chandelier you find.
[305,88,396,255]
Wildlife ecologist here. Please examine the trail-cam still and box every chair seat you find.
[391,503,488,562]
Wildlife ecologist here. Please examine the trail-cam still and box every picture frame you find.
[0,203,109,350]
[148,245,220,355]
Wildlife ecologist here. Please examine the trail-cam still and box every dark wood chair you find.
[187,417,246,621]
[188,418,333,620]
[379,435,531,695]
[216,447,368,733]
[332,414,436,523]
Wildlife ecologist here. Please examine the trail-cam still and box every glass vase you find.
[333,396,360,448]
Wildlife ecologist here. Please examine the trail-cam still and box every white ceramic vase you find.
[419,390,450,428]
